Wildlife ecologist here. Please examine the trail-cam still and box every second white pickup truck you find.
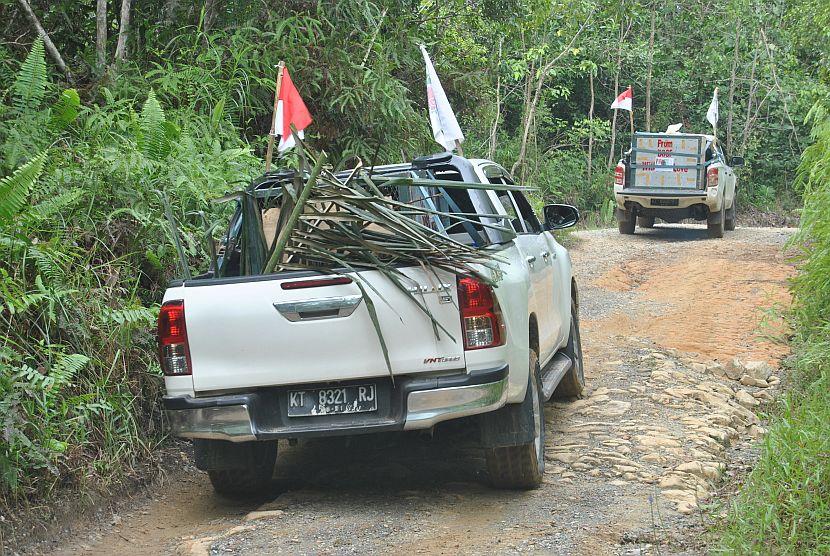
[159,153,584,495]
[614,132,744,238]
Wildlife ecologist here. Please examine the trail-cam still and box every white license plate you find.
[287,384,378,417]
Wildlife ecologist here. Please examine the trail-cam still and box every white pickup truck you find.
[614,132,744,238]
[159,153,584,495]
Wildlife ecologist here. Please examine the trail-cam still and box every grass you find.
[716,102,830,555]
[716,340,829,554]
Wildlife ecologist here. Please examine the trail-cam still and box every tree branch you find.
[15,0,72,80]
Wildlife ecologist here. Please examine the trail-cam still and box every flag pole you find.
[454,139,464,157]
[264,60,286,173]
[628,85,635,136]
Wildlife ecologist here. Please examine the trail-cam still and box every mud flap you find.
[194,439,275,471]
[479,390,535,448]
[615,207,633,222]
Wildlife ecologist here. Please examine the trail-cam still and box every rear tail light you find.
[457,276,505,350]
[614,164,626,187]
[707,167,719,188]
[157,300,192,376]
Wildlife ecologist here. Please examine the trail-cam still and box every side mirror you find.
[730,156,745,167]
[543,204,580,231]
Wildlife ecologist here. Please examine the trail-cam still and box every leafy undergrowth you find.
[716,104,830,554]
[717,345,830,554]
[0,40,259,504]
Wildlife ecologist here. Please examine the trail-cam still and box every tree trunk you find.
[203,0,219,33]
[645,7,656,131]
[511,60,536,177]
[726,19,741,155]
[758,27,801,153]
[95,0,107,74]
[164,0,179,24]
[488,38,503,161]
[739,46,759,156]
[114,0,131,61]
[587,70,595,184]
[607,18,626,170]
[510,15,591,177]
[15,0,72,80]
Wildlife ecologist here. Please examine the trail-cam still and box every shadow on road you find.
[626,223,713,242]
[269,419,488,494]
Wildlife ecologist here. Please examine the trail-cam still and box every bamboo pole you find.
[264,61,286,173]
[263,149,326,274]
[454,138,465,157]
[712,86,719,148]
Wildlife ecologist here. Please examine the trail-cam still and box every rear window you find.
[214,165,512,278]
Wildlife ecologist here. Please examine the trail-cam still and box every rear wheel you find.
[617,210,635,235]
[724,198,736,231]
[637,215,655,228]
[485,350,545,489]
[554,301,585,399]
[707,210,725,239]
[205,441,277,498]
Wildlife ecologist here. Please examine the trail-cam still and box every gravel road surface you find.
[41,224,796,556]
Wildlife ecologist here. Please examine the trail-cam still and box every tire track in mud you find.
[41,225,796,556]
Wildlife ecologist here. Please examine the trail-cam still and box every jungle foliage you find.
[0,0,828,505]
[717,103,830,554]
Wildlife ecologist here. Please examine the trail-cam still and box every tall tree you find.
[645,6,656,131]
[96,0,107,74]
[114,0,131,61]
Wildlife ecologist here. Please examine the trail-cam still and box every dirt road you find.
[45,225,796,555]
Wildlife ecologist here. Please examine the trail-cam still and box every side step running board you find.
[541,352,573,400]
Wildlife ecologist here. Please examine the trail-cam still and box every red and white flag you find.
[274,67,312,152]
[610,86,633,112]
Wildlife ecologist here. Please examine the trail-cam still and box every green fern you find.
[23,188,85,224]
[12,38,48,113]
[48,353,89,391]
[137,90,170,160]
[0,152,46,225]
[50,88,81,130]
[100,306,157,326]
[27,245,67,285]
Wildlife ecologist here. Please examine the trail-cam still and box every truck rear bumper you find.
[163,366,509,442]
[614,186,722,213]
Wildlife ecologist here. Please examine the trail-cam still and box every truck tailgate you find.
[631,133,705,189]
[173,267,464,393]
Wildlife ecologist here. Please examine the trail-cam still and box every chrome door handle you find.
[526,256,536,265]
[274,295,363,322]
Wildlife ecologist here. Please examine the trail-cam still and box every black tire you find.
[485,350,545,490]
[207,441,277,498]
[554,300,585,399]
[617,210,635,235]
[724,198,736,231]
[637,215,655,228]
[707,210,725,239]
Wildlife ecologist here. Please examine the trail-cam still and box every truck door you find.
[478,165,559,365]
[511,190,566,359]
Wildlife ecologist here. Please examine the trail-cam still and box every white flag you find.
[707,88,719,128]
[420,45,464,152]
